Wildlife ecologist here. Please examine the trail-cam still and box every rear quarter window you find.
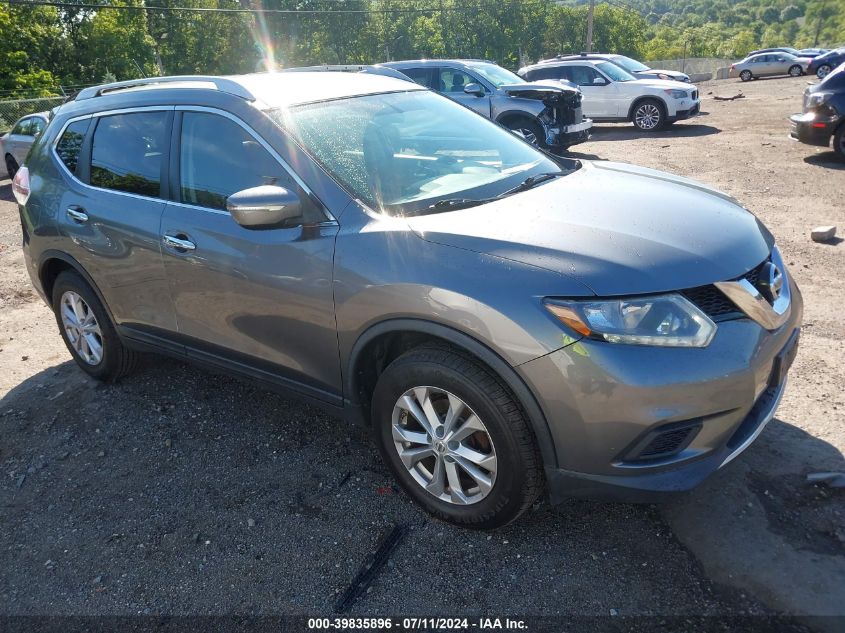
[55,119,91,175]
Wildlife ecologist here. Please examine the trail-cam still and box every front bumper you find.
[789,111,839,146]
[519,278,803,503]
[672,102,701,121]
[549,119,593,150]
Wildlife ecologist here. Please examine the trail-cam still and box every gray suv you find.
[381,59,592,151]
[15,72,802,528]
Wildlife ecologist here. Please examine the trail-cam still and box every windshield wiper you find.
[426,197,495,212]
[423,169,571,214]
[502,171,568,196]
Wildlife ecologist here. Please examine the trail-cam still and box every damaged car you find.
[381,59,592,152]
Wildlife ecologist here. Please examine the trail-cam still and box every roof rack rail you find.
[282,64,413,81]
[74,76,255,102]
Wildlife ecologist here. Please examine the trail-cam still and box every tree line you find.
[1,0,843,100]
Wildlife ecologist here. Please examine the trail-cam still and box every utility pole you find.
[814,0,828,47]
[585,0,595,52]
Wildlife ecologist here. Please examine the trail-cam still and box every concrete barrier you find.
[688,72,712,82]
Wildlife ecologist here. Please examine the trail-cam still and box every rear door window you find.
[90,111,168,198]
[400,67,436,89]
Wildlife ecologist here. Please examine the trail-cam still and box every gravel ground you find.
[0,76,843,626]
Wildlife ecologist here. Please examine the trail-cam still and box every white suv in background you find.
[518,59,700,131]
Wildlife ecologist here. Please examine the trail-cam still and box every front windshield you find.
[596,61,636,82]
[273,90,565,215]
[612,55,650,73]
[466,62,525,87]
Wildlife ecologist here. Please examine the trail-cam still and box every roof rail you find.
[282,64,413,81]
[74,76,255,102]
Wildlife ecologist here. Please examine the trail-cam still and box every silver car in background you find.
[730,52,811,81]
[2,111,49,178]
[381,59,593,151]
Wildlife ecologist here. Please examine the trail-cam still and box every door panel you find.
[160,110,342,399]
[56,110,177,333]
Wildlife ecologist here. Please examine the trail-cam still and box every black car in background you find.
[790,64,845,158]
[808,48,845,79]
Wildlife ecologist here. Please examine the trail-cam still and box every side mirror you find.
[463,82,485,97]
[227,185,301,229]
[592,77,608,85]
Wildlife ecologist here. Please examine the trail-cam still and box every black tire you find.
[51,270,138,382]
[788,64,803,77]
[740,70,753,82]
[5,154,18,179]
[834,124,845,160]
[371,346,543,529]
[504,117,546,148]
[631,98,666,131]
[816,64,832,79]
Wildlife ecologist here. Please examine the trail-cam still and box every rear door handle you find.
[66,207,88,223]
[162,233,196,252]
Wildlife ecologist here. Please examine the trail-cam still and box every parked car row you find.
[731,47,845,81]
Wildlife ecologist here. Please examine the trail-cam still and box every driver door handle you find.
[162,233,196,252]
[66,206,88,223]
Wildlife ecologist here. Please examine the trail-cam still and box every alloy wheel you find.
[817,65,831,78]
[789,65,802,77]
[60,291,103,365]
[391,386,497,505]
[515,127,538,145]
[634,103,661,130]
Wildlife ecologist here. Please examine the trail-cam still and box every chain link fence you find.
[0,97,67,133]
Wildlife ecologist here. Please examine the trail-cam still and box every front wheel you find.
[740,70,753,82]
[371,347,543,529]
[632,99,665,131]
[505,118,545,148]
[788,65,803,77]
[52,270,139,382]
[817,64,832,79]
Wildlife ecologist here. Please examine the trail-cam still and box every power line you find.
[3,0,551,15]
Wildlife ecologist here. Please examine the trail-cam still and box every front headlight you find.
[664,89,689,99]
[544,294,717,347]
[807,92,833,107]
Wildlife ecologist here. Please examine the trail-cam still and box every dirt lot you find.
[1,76,843,628]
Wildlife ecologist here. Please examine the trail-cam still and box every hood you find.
[632,77,695,90]
[405,161,773,296]
[641,68,689,80]
[500,79,581,100]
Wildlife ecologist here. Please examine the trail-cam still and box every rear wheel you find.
[740,70,753,82]
[788,65,803,77]
[372,346,543,529]
[631,99,665,131]
[51,270,139,382]
[816,64,832,79]
[5,154,18,179]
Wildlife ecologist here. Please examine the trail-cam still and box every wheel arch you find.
[627,95,668,122]
[38,250,116,323]
[495,110,542,129]
[345,318,558,469]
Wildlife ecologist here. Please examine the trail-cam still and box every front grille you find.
[692,89,698,100]
[682,256,771,321]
